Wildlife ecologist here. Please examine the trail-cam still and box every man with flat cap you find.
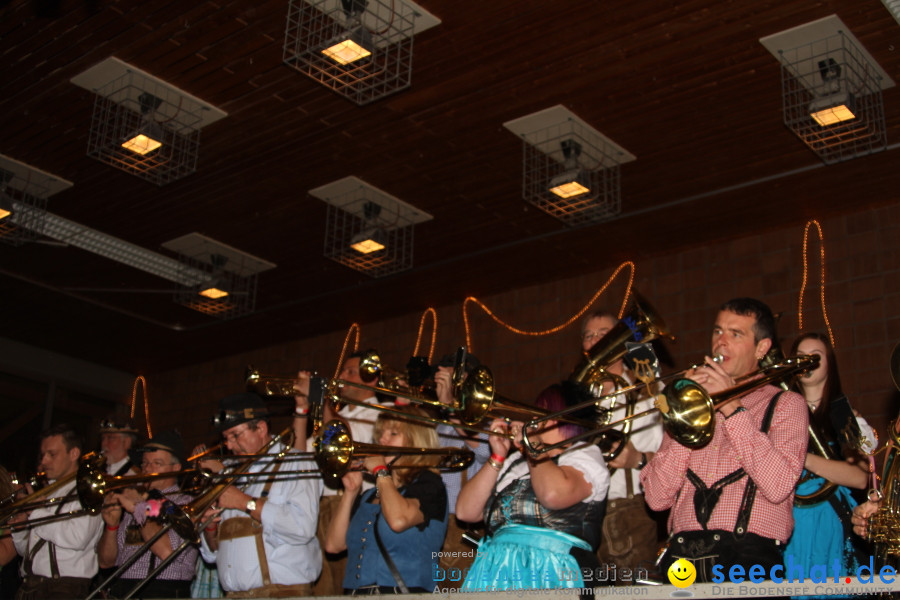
[200,393,322,597]
[97,429,197,598]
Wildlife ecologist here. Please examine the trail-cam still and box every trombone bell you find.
[313,420,475,479]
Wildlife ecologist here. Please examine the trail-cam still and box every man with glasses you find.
[580,309,663,583]
[200,392,322,597]
[97,430,197,598]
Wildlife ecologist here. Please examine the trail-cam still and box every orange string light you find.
[412,308,437,363]
[798,220,835,346]
[130,375,152,438]
[463,262,635,352]
[334,323,361,377]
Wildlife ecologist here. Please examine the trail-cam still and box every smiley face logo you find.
[667,558,696,588]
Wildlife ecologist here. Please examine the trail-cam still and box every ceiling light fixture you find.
[283,0,440,105]
[72,58,227,185]
[322,25,374,65]
[760,15,894,164]
[350,226,386,254]
[165,237,275,320]
[0,196,12,221]
[311,176,432,277]
[807,58,857,126]
[0,156,70,247]
[504,105,635,228]
[547,140,592,199]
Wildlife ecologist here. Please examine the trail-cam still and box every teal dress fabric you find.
[461,524,590,591]
[461,448,606,592]
[785,471,859,599]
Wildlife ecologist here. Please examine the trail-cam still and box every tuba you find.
[868,418,900,566]
[568,291,672,461]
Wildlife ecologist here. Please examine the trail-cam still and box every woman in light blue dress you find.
[456,383,610,592]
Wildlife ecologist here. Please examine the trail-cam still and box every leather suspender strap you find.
[24,539,45,577]
[253,452,283,587]
[255,529,271,587]
[733,392,782,538]
[48,543,59,579]
[24,485,77,579]
[112,460,134,477]
[686,468,747,530]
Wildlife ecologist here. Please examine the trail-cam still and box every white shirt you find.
[12,479,103,579]
[596,369,663,500]
[496,444,610,503]
[199,442,323,592]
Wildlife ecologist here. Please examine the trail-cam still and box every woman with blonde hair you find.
[324,408,448,593]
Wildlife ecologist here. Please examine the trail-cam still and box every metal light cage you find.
[173,254,258,319]
[780,31,887,164]
[87,71,202,185]
[521,121,622,228]
[0,171,49,247]
[324,193,415,278]
[284,0,415,105]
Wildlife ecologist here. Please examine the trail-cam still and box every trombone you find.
[86,427,296,600]
[314,419,475,478]
[522,353,821,456]
[0,471,76,526]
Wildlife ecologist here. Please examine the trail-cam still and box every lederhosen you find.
[661,393,785,583]
[216,459,312,598]
[17,487,93,600]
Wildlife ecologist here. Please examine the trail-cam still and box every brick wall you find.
[150,204,900,459]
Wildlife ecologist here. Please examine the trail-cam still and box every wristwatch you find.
[245,498,257,513]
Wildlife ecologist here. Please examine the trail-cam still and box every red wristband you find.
[371,465,388,476]
[490,453,506,464]
[106,524,119,531]
[205,524,218,532]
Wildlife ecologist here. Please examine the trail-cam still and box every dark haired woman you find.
[785,333,876,586]
[456,383,609,591]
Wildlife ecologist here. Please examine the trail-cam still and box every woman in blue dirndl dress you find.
[785,333,877,599]
[456,383,609,592]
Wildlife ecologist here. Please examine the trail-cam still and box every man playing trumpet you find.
[641,298,808,582]
[200,392,322,597]
[11,424,102,600]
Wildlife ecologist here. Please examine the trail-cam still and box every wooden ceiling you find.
[1,0,899,375]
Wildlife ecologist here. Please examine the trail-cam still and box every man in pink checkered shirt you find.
[640,298,808,582]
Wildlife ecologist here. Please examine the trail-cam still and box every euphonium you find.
[868,343,900,564]
[868,419,900,563]
[568,292,673,461]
